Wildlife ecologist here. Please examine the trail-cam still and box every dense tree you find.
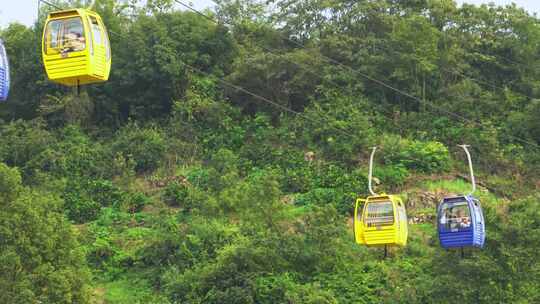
[0,163,90,303]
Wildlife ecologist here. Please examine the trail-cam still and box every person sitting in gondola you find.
[62,32,85,53]
[440,208,451,229]
[450,211,460,230]
[460,214,471,228]
[445,208,460,230]
[456,209,471,228]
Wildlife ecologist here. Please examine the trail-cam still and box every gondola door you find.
[86,13,111,80]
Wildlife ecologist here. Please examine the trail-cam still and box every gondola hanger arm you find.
[458,145,476,196]
[368,146,378,196]
[88,0,96,10]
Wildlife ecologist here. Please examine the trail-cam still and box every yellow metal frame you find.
[354,194,408,247]
[42,9,111,86]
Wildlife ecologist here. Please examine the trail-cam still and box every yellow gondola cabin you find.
[353,147,408,248]
[354,195,408,246]
[42,9,111,86]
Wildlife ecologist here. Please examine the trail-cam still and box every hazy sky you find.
[0,0,538,28]
[0,0,215,27]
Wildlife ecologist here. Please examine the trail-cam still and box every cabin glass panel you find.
[0,54,5,70]
[365,201,394,227]
[0,44,6,69]
[398,204,407,224]
[89,16,102,45]
[439,201,471,232]
[104,25,111,61]
[45,17,86,54]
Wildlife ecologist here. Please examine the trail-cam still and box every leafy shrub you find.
[86,227,116,269]
[0,119,53,170]
[238,114,287,168]
[126,192,151,213]
[112,123,166,173]
[374,164,409,188]
[163,181,216,214]
[292,165,368,214]
[139,216,235,283]
[90,179,125,206]
[25,125,109,179]
[171,90,245,151]
[298,91,375,163]
[64,178,125,223]
[209,148,240,174]
[283,165,314,193]
[255,274,338,304]
[186,167,214,190]
[0,162,23,200]
[295,188,338,207]
[163,182,189,207]
[64,193,102,224]
[162,240,271,303]
[0,163,90,303]
[382,136,450,173]
[507,99,540,145]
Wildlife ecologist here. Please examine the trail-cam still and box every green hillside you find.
[0,0,539,303]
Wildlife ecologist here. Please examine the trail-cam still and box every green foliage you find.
[0,163,23,201]
[255,274,338,304]
[293,165,368,213]
[126,191,151,213]
[227,49,324,116]
[0,23,50,119]
[26,125,109,179]
[299,91,375,163]
[374,164,410,188]
[105,10,237,121]
[0,119,53,171]
[295,188,338,207]
[171,87,245,152]
[163,181,189,207]
[0,163,90,303]
[139,216,238,282]
[186,166,214,190]
[101,276,169,304]
[2,1,540,302]
[511,99,540,143]
[64,178,125,223]
[382,136,451,173]
[112,123,166,173]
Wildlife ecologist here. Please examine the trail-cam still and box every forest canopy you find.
[0,0,539,303]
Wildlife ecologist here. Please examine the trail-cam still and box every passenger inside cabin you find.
[449,208,460,230]
[63,31,85,52]
[441,203,471,230]
[440,208,453,229]
[457,209,471,228]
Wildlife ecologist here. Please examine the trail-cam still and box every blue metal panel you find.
[470,197,486,248]
[437,195,485,249]
[0,39,10,101]
[439,230,474,248]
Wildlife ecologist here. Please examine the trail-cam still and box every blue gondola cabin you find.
[437,195,485,249]
[0,39,9,101]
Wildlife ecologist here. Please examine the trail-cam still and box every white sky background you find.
[456,0,540,15]
[0,0,215,28]
[0,0,539,28]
